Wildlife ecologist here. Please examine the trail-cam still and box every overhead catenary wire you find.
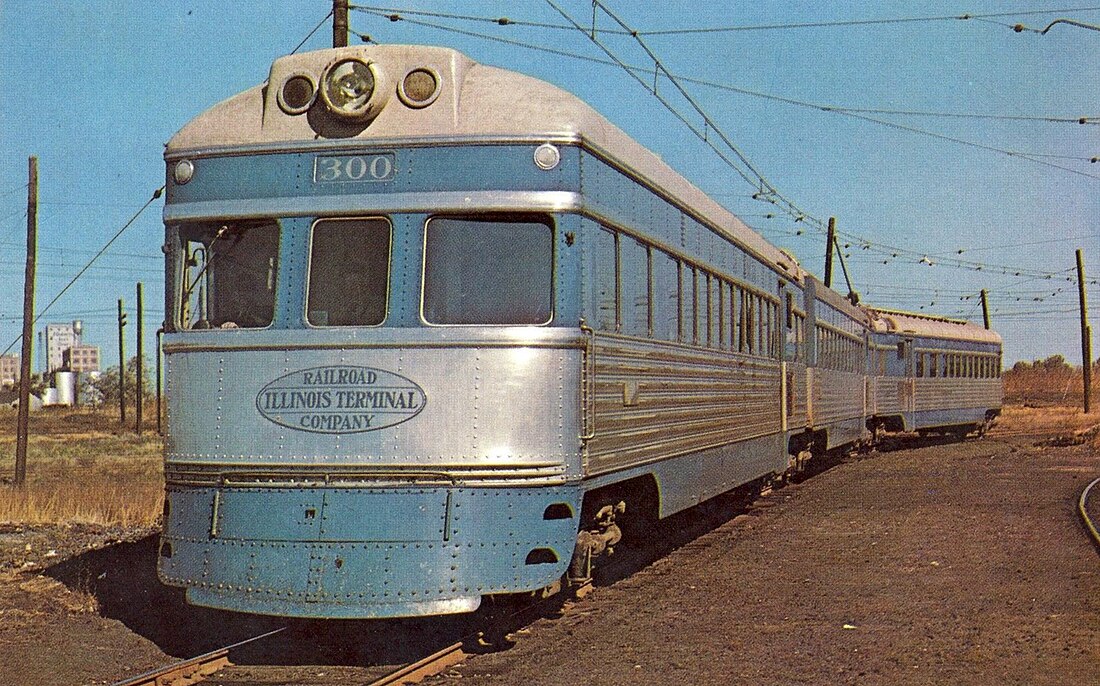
[350,4,1100,36]
[1,186,165,356]
[359,5,1094,324]
[291,9,334,54]
[353,5,1097,281]
[351,7,1100,128]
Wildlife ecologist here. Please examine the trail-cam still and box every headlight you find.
[397,68,441,108]
[277,73,317,115]
[320,58,388,120]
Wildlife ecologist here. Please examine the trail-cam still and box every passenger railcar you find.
[157,44,1001,619]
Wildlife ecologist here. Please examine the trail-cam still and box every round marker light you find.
[278,74,316,114]
[398,68,441,108]
[533,143,561,171]
[321,58,378,119]
[173,160,194,185]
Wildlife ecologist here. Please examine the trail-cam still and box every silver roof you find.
[864,307,1002,345]
[167,45,803,281]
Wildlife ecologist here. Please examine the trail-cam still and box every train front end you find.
[157,46,585,618]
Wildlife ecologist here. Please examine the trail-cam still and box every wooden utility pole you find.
[135,283,144,434]
[155,328,163,435]
[333,0,349,47]
[117,298,127,425]
[14,157,38,486]
[980,289,991,330]
[824,217,836,289]
[1077,249,1092,414]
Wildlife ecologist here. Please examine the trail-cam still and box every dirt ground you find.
[0,409,1098,686]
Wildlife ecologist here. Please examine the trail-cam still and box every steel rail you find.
[1079,476,1100,550]
[110,627,285,686]
[369,641,469,686]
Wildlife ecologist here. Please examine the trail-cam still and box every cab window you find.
[178,221,278,330]
[422,215,553,325]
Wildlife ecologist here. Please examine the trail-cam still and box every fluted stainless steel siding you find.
[874,377,904,416]
[913,378,1003,412]
[810,368,865,427]
[585,333,782,476]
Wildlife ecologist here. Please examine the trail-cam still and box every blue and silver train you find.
[157,45,1002,619]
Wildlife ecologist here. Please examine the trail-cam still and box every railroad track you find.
[1079,476,1100,551]
[107,479,769,686]
[109,628,285,686]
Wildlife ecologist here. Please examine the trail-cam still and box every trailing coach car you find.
[865,308,1002,437]
[157,44,1002,619]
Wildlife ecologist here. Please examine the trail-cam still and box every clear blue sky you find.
[1,1,1098,370]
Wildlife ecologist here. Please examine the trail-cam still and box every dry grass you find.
[0,407,163,527]
[991,405,1100,438]
[1004,365,1099,408]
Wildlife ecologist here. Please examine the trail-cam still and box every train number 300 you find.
[313,153,396,183]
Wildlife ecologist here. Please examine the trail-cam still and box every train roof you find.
[166,44,804,282]
[863,307,1002,345]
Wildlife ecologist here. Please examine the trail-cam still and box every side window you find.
[732,285,742,352]
[423,215,553,325]
[307,218,390,326]
[693,269,704,345]
[718,281,730,349]
[708,275,720,347]
[652,250,678,342]
[742,291,754,353]
[591,227,617,332]
[620,236,649,337]
[681,265,696,344]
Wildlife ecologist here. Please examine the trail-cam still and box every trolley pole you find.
[824,216,836,289]
[1077,249,1092,413]
[117,298,127,426]
[333,0,349,47]
[14,156,38,487]
[156,327,163,435]
[135,282,144,434]
[980,289,991,330]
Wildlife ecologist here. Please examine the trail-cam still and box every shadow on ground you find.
[42,536,503,666]
[40,432,973,668]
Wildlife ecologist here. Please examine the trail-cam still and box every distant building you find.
[0,354,18,386]
[63,345,100,373]
[44,320,83,373]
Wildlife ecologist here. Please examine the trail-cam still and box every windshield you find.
[178,221,279,330]
[306,218,391,326]
[422,215,553,325]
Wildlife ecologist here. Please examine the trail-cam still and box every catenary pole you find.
[135,282,144,434]
[824,216,836,289]
[155,328,163,435]
[333,0,348,47]
[981,289,991,330]
[117,298,126,426]
[1077,249,1092,413]
[14,157,38,486]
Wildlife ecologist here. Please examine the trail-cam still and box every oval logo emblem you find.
[255,366,426,434]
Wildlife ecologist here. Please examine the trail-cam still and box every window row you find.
[917,351,1001,379]
[176,215,554,330]
[590,227,782,358]
[816,325,863,373]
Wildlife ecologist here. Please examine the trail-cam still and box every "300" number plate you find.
[313,153,396,183]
